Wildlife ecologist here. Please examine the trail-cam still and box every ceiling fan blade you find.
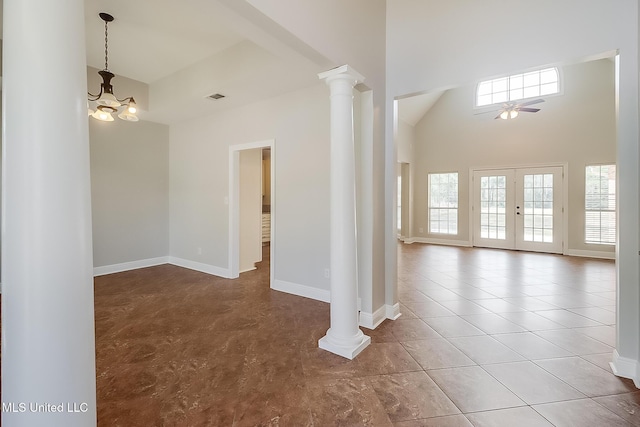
[518,108,541,113]
[494,113,503,120]
[474,109,500,116]
[519,99,545,107]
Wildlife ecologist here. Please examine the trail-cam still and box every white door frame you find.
[229,139,275,287]
[469,162,569,254]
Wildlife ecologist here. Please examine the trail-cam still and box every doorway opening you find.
[228,140,275,287]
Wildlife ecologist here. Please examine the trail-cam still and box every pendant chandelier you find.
[88,13,139,122]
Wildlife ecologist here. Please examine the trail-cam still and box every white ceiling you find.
[397,91,446,126]
[4,1,443,126]
[81,1,330,124]
[0,1,329,124]
[84,1,245,84]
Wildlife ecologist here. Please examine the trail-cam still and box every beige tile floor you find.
[392,242,638,426]
[93,242,640,426]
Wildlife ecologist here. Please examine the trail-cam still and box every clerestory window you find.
[476,67,559,107]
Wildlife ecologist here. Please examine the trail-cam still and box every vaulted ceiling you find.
[0,1,322,125]
[0,0,441,126]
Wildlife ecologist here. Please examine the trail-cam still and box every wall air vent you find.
[207,93,225,100]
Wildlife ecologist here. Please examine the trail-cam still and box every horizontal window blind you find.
[429,172,458,235]
[585,165,616,245]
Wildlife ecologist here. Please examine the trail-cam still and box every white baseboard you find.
[565,249,615,260]
[360,305,387,329]
[93,256,170,276]
[404,237,472,247]
[361,303,402,329]
[610,349,640,387]
[168,256,233,279]
[93,257,331,305]
[386,303,402,320]
[239,266,257,273]
[272,279,330,303]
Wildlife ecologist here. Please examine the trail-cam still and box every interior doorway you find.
[228,140,275,286]
[472,165,565,253]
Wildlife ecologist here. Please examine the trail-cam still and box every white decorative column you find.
[2,1,97,426]
[318,65,371,359]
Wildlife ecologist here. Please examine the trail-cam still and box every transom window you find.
[429,172,458,235]
[476,67,559,107]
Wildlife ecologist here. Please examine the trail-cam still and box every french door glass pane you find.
[479,175,507,240]
[523,173,553,242]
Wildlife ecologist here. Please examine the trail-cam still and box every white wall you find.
[1,73,157,279]
[89,119,170,269]
[239,148,262,272]
[409,59,615,255]
[246,0,390,313]
[397,119,414,164]
[170,83,331,291]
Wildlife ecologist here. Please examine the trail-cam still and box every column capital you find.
[318,64,365,86]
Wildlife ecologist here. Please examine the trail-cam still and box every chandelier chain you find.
[104,19,109,70]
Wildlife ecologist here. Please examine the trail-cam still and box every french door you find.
[473,166,563,253]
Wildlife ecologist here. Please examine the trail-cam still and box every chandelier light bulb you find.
[92,109,114,122]
[118,110,139,122]
[510,110,519,119]
[500,110,509,120]
[127,100,137,114]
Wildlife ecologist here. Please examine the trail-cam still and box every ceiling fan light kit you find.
[499,109,519,120]
[495,98,544,120]
[87,13,139,123]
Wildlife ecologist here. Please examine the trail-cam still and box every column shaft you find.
[318,65,370,359]
[2,0,97,426]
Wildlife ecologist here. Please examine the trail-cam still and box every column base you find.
[318,332,371,360]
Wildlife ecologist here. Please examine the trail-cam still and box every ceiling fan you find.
[494,99,545,120]
[475,99,545,120]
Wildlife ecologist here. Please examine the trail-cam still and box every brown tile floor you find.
[94,243,640,426]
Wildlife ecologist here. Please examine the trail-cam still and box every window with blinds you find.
[585,164,616,245]
[429,172,458,235]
